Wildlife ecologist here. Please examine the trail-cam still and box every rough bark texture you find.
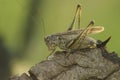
[9,47,120,80]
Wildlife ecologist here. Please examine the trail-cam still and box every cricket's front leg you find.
[67,4,82,31]
[47,48,56,60]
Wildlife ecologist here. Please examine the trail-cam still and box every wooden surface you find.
[9,47,120,80]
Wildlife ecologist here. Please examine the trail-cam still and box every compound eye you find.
[44,36,49,41]
[46,36,51,42]
[47,37,50,41]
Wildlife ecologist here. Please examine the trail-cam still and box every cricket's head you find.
[44,35,59,51]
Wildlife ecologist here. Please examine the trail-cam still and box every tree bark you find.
[9,47,120,80]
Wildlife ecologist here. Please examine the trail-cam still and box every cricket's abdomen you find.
[77,37,97,49]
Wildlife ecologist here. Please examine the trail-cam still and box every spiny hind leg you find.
[66,21,94,49]
[67,4,82,31]
[77,4,81,29]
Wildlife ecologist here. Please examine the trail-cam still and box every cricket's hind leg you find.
[66,21,94,49]
[67,4,82,31]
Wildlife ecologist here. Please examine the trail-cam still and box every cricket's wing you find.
[87,26,104,34]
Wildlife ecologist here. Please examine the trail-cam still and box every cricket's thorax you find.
[44,29,97,51]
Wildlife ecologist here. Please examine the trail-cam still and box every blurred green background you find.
[0,0,120,80]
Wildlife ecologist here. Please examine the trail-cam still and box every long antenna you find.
[40,18,46,38]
